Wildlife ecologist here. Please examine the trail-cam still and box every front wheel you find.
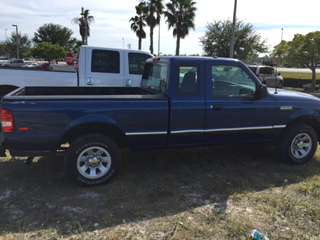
[65,134,121,185]
[280,124,318,164]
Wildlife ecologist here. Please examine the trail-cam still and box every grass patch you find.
[279,68,320,81]
[1,148,320,239]
[293,176,320,197]
[280,70,320,81]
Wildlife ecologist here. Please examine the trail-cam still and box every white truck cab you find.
[0,46,152,95]
[79,46,152,87]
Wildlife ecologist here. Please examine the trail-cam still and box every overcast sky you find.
[1,0,320,55]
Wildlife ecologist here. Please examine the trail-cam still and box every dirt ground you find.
[1,145,320,240]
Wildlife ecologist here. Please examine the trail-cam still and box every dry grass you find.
[1,146,320,239]
[279,68,320,81]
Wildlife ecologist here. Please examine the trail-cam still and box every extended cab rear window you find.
[91,50,120,73]
[142,61,168,93]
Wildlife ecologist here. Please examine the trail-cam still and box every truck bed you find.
[4,87,161,100]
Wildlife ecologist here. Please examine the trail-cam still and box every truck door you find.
[205,61,285,144]
[169,60,206,146]
[126,52,152,87]
[84,48,125,86]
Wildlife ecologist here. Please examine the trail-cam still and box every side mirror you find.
[255,85,268,99]
[277,72,281,76]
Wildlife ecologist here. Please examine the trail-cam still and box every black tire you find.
[279,124,318,164]
[65,134,121,186]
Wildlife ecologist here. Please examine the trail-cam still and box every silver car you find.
[249,65,284,88]
[5,59,25,68]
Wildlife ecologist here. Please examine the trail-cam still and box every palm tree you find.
[130,2,147,50]
[144,0,163,54]
[165,0,196,55]
[73,7,94,45]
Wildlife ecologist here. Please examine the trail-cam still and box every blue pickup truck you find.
[1,57,320,185]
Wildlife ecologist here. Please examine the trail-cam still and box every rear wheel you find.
[280,124,318,164]
[65,134,121,185]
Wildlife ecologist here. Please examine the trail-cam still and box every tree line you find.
[0,7,94,61]
[130,0,196,56]
[1,0,319,88]
[129,0,270,59]
[0,2,270,61]
[273,32,320,90]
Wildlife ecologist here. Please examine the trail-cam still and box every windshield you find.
[141,62,168,94]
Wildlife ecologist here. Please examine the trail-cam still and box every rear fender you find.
[59,114,127,148]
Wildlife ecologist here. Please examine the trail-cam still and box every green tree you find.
[73,7,94,45]
[33,24,75,48]
[31,42,66,62]
[164,0,197,56]
[273,41,289,59]
[201,20,267,61]
[144,0,164,54]
[5,32,32,58]
[283,32,320,90]
[72,39,83,55]
[130,2,147,50]
[0,43,7,57]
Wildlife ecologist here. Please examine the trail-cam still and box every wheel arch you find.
[59,122,128,149]
[286,115,320,139]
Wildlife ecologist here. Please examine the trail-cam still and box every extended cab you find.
[1,57,320,185]
[0,46,152,95]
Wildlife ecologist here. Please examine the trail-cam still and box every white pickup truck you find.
[0,46,152,95]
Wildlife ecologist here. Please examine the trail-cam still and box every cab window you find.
[141,62,168,94]
[91,50,120,73]
[177,66,199,96]
[212,65,256,98]
[129,53,151,75]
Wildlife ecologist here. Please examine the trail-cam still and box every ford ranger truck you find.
[1,57,320,185]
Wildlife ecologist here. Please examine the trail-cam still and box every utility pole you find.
[12,24,19,59]
[4,28,8,40]
[158,19,161,56]
[229,0,237,58]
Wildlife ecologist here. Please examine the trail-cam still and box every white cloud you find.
[0,0,320,55]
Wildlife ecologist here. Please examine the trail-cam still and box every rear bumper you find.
[6,149,52,157]
[3,133,57,157]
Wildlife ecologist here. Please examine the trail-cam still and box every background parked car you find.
[5,59,25,68]
[0,57,9,66]
[248,65,284,88]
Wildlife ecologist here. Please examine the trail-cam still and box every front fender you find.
[286,108,320,125]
